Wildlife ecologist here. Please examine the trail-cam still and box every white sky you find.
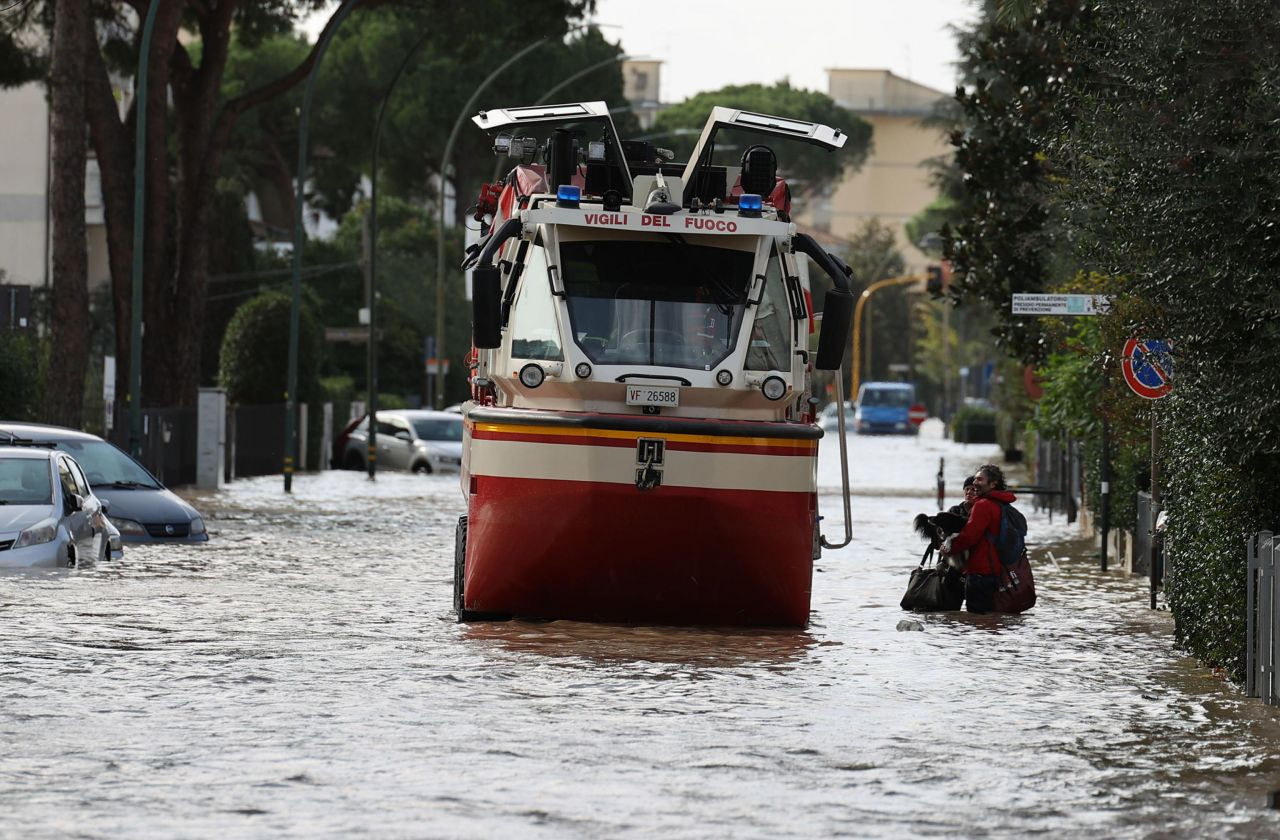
[304,1,979,103]
[593,0,979,102]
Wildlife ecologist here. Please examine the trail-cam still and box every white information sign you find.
[1011,293,1112,316]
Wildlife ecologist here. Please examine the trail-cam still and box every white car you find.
[338,410,463,474]
[0,447,115,568]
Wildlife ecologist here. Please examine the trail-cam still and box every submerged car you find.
[336,410,463,473]
[0,424,207,544]
[0,447,113,568]
[818,400,855,432]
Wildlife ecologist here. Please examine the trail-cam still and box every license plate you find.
[626,384,679,407]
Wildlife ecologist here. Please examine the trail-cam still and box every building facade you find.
[797,69,951,273]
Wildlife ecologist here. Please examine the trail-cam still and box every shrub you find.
[0,330,44,420]
[218,292,322,405]
[952,404,997,443]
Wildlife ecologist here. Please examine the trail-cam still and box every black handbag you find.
[900,544,965,612]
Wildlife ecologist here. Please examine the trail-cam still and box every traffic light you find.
[926,264,944,296]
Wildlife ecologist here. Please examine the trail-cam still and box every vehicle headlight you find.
[15,518,58,549]
[110,517,147,536]
[189,517,206,536]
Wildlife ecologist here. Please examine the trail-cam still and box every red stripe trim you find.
[471,428,816,456]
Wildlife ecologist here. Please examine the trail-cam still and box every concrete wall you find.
[0,82,50,288]
[0,81,112,293]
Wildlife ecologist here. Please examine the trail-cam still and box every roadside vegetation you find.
[937,0,1280,678]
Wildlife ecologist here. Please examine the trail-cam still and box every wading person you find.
[943,464,1023,613]
[948,475,977,519]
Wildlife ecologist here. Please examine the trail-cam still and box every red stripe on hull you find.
[464,477,816,627]
[470,428,815,457]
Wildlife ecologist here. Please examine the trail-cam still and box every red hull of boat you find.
[464,475,816,626]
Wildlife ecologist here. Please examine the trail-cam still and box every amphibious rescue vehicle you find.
[454,102,857,626]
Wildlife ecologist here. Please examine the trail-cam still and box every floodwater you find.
[4,424,1280,838]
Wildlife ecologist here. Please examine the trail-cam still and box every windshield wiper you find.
[93,480,157,490]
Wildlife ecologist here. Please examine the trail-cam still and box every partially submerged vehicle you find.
[454,102,857,627]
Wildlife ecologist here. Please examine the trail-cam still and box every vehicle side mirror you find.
[395,430,412,441]
[100,498,111,515]
[66,493,83,512]
[472,265,502,349]
[815,289,854,370]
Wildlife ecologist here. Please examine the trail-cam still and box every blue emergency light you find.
[737,193,763,217]
[556,184,582,208]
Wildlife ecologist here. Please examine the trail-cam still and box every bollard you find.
[936,457,945,511]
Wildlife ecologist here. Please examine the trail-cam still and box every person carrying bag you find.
[900,539,965,612]
[942,464,1036,614]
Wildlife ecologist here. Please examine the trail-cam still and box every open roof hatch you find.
[472,101,632,197]
[678,107,848,207]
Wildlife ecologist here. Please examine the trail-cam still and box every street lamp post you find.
[127,0,161,460]
[432,36,550,409]
[283,0,363,493]
[365,29,435,480]
[433,24,613,409]
[850,274,922,398]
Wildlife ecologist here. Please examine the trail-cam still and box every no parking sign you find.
[1121,338,1173,399]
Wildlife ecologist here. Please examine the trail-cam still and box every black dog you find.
[913,510,969,571]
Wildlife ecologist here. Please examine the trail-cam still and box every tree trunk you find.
[84,42,134,409]
[45,0,90,427]
[81,1,352,411]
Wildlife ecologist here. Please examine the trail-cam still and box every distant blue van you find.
[854,382,918,435]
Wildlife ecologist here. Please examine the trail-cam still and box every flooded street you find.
[4,429,1280,838]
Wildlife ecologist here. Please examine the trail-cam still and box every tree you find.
[942,0,1087,363]
[836,220,908,385]
[44,0,89,426]
[650,82,871,198]
[306,7,626,224]
[218,291,321,405]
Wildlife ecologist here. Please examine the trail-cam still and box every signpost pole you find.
[1151,404,1159,609]
[1100,418,1110,572]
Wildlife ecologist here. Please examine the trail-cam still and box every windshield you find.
[46,440,161,488]
[860,387,915,408]
[0,457,53,505]
[412,418,463,442]
[560,238,753,369]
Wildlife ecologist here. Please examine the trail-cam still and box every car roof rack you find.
[0,431,58,449]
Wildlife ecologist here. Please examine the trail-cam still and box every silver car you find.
[339,410,463,474]
[0,447,115,568]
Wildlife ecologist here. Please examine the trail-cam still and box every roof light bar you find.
[556,184,582,208]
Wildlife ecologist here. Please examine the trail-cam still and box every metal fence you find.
[1247,531,1277,704]
[112,402,335,486]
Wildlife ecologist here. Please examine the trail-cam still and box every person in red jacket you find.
[944,464,1019,613]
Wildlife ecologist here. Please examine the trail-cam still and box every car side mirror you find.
[472,265,502,349]
[394,430,412,441]
[66,493,83,512]
[815,288,854,370]
[100,498,111,514]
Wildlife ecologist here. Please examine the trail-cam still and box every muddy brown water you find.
[3,433,1280,838]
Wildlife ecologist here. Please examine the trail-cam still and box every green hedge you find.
[218,292,322,406]
[952,404,998,443]
[0,330,44,420]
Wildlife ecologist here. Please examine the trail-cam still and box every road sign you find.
[908,404,928,426]
[1121,338,1173,399]
[325,327,380,343]
[424,358,451,375]
[1011,293,1113,316]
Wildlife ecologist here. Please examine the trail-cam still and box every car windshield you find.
[45,440,161,488]
[0,457,53,505]
[861,388,914,407]
[412,418,463,442]
[560,238,753,369]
